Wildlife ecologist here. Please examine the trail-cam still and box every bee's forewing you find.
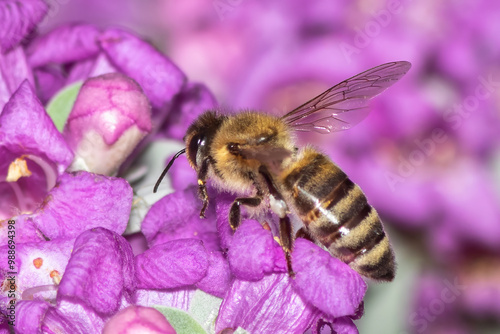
[281,61,412,134]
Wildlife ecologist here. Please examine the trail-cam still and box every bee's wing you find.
[280,61,411,133]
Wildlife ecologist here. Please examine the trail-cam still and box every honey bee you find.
[154,61,411,281]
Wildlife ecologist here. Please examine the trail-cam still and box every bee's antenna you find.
[153,148,186,193]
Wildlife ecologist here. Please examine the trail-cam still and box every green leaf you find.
[46,81,83,132]
[153,306,207,334]
[188,290,222,332]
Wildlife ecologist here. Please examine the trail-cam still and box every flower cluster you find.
[1,2,371,333]
[142,187,366,333]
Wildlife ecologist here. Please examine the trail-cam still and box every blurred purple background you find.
[43,0,500,332]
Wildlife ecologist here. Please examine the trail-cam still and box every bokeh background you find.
[42,0,500,333]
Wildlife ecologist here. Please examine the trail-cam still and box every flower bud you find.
[63,73,152,175]
[102,305,176,334]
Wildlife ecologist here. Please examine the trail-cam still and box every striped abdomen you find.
[280,148,395,281]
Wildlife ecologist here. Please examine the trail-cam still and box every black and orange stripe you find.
[281,148,395,281]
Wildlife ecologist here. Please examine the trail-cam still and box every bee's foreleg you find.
[229,197,262,230]
[198,182,209,218]
[197,157,212,218]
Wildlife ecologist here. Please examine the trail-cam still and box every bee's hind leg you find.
[258,165,295,277]
[228,194,295,277]
[279,215,295,278]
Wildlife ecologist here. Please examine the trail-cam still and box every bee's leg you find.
[228,172,265,230]
[279,215,295,278]
[258,165,295,277]
[197,157,212,218]
[229,197,262,230]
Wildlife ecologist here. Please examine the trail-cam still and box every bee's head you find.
[184,111,225,170]
[153,111,225,193]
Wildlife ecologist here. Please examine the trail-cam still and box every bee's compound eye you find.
[227,142,240,155]
[188,134,204,167]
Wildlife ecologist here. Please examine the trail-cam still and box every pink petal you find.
[57,228,135,315]
[141,186,219,251]
[216,274,321,334]
[135,239,209,290]
[41,298,108,333]
[161,83,217,140]
[228,220,286,281]
[102,305,176,334]
[33,66,66,103]
[291,239,367,319]
[0,80,73,173]
[26,24,100,68]
[0,47,34,111]
[99,28,186,111]
[35,172,133,239]
[15,300,50,333]
[195,251,232,298]
[0,0,48,52]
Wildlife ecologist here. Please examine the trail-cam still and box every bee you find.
[154,61,411,281]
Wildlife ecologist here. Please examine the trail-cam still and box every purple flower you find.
[144,186,367,332]
[23,23,186,116]
[57,228,135,314]
[1,228,135,332]
[20,23,215,178]
[167,153,198,192]
[0,55,153,225]
[15,22,189,135]
[0,80,73,219]
[0,5,240,333]
[140,186,232,298]
[219,217,365,332]
[0,171,132,245]
[0,176,134,301]
[227,219,287,281]
[1,223,203,332]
